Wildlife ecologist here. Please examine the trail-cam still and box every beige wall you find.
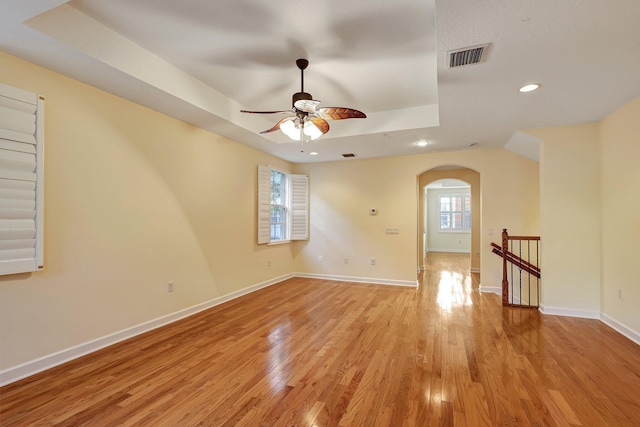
[600,96,640,333]
[3,49,638,381]
[0,52,296,370]
[525,124,601,315]
[0,51,541,375]
[524,96,640,334]
[293,149,540,286]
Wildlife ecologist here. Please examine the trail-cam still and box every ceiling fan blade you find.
[294,99,321,113]
[316,107,367,120]
[259,116,295,134]
[241,109,293,114]
[309,117,330,134]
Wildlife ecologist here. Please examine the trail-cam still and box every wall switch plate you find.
[167,282,174,293]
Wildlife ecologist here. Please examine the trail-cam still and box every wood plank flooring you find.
[2,252,640,426]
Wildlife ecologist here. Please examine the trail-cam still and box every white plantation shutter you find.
[257,166,309,244]
[0,83,44,275]
[290,174,308,240]
[257,165,271,244]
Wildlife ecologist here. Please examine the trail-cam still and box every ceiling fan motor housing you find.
[292,91,312,108]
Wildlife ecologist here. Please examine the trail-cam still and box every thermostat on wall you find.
[370,208,377,215]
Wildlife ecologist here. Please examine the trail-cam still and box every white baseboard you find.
[538,305,600,319]
[0,273,294,387]
[0,272,416,386]
[479,285,501,295]
[294,272,418,288]
[10,273,632,387]
[427,248,471,254]
[600,313,640,346]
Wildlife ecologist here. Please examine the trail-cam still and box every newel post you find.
[501,228,509,305]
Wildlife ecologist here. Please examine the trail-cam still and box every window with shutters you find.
[258,165,308,244]
[0,83,45,275]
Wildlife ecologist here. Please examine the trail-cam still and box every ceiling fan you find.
[241,59,366,141]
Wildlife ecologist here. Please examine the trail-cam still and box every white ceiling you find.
[2,0,639,163]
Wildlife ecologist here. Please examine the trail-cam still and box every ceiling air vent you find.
[342,153,357,158]
[447,43,490,68]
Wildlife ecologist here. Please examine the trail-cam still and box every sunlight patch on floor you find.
[436,270,472,310]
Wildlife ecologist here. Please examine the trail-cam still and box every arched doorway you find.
[417,166,480,274]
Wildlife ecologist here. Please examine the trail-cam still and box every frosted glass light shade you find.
[303,122,322,140]
[280,119,301,141]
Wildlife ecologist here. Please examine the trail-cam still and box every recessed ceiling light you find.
[416,140,430,147]
[309,151,318,156]
[519,83,541,93]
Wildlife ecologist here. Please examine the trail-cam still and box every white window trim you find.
[257,165,308,245]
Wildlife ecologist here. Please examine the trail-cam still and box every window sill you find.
[438,230,471,234]
[268,240,291,246]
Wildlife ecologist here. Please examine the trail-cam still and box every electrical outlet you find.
[370,258,376,265]
[268,260,271,267]
[344,257,349,264]
[319,255,324,262]
[167,282,174,293]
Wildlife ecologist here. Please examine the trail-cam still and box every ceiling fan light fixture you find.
[303,121,323,140]
[280,119,301,141]
[241,59,366,141]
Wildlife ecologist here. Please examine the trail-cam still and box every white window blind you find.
[0,83,45,275]
[257,165,308,244]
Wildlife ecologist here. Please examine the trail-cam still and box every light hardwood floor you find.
[1,252,640,426]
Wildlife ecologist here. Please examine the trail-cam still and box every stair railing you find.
[492,228,541,308]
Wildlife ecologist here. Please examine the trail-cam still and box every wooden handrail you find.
[507,235,540,241]
[490,242,540,274]
[491,246,541,278]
